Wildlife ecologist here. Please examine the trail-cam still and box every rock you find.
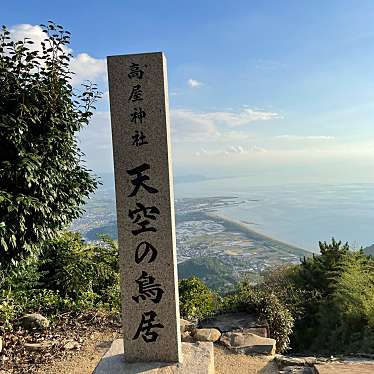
[275,355,317,368]
[280,367,316,374]
[19,313,49,331]
[199,312,269,337]
[192,328,221,342]
[181,332,194,343]
[220,331,276,355]
[24,342,52,351]
[180,319,195,334]
[0,336,2,353]
[63,340,80,350]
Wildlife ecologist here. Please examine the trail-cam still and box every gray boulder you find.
[220,331,276,355]
[19,313,49,331]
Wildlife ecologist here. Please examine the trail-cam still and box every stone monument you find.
[107,51,181,363]
[93,52,214,373]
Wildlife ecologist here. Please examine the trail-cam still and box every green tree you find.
[313,252,374,353]
[0,22,101,266]
[297,238,350,296]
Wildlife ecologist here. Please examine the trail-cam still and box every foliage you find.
[0,22,101,266]
[179,276,218,320]
[311,252,374,353]
[38,232,119,300]
[222,282,294,353]
[262,239,374,354]
[0,231,120,330]
[258,264,310,319]
[220,239,374,354]
[297,238,350,296]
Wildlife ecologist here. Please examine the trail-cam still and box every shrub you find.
[38,232,119,304]
[222,282,294,353]
[0,231,120,330]
[311,252,374,353]
[179,276,218,320]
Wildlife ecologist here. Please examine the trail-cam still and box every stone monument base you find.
[93,340,215,374]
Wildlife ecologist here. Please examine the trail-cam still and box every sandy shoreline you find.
[206,210,312,257]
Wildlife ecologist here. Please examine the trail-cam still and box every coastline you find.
[205,210,313,257]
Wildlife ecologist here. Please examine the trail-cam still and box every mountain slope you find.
[178,256,237,292]
[364,244,374,256]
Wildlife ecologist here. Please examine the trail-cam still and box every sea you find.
[174,178,374,253]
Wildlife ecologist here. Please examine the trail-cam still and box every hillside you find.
[85,223,118,241]
[178,256,237,292]
[364,244,374,256]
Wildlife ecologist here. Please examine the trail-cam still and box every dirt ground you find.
[35,331,120,374]
[214,346,278,374]
[34,332,278,374]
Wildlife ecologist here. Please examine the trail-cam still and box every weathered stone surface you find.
[181,332,194,343]
[220,331,276,355]
[275,355,317,368]
[19,313,49,331]
[280,366,315,374]
[192,328,221,343]
[180,319,195,334]
[108,52,181,363]
[93,340,214,374]
[199,312,269,337]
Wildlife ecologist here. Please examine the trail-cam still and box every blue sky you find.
[3,1,374,184]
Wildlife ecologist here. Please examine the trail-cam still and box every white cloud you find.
[275,135,335,141]
[9,24,47,51]
[187,78,203,88]
[9,24,106,86]
[194,145,268,158]
[70,53,106,85]
[171,108,218,142]
[171,107,280,143]
[202,108,280,127]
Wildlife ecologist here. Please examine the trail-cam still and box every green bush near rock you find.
[0,231,120,329]
[258,239,374,354]
[221,283,294,353]
[179,276,219,320]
